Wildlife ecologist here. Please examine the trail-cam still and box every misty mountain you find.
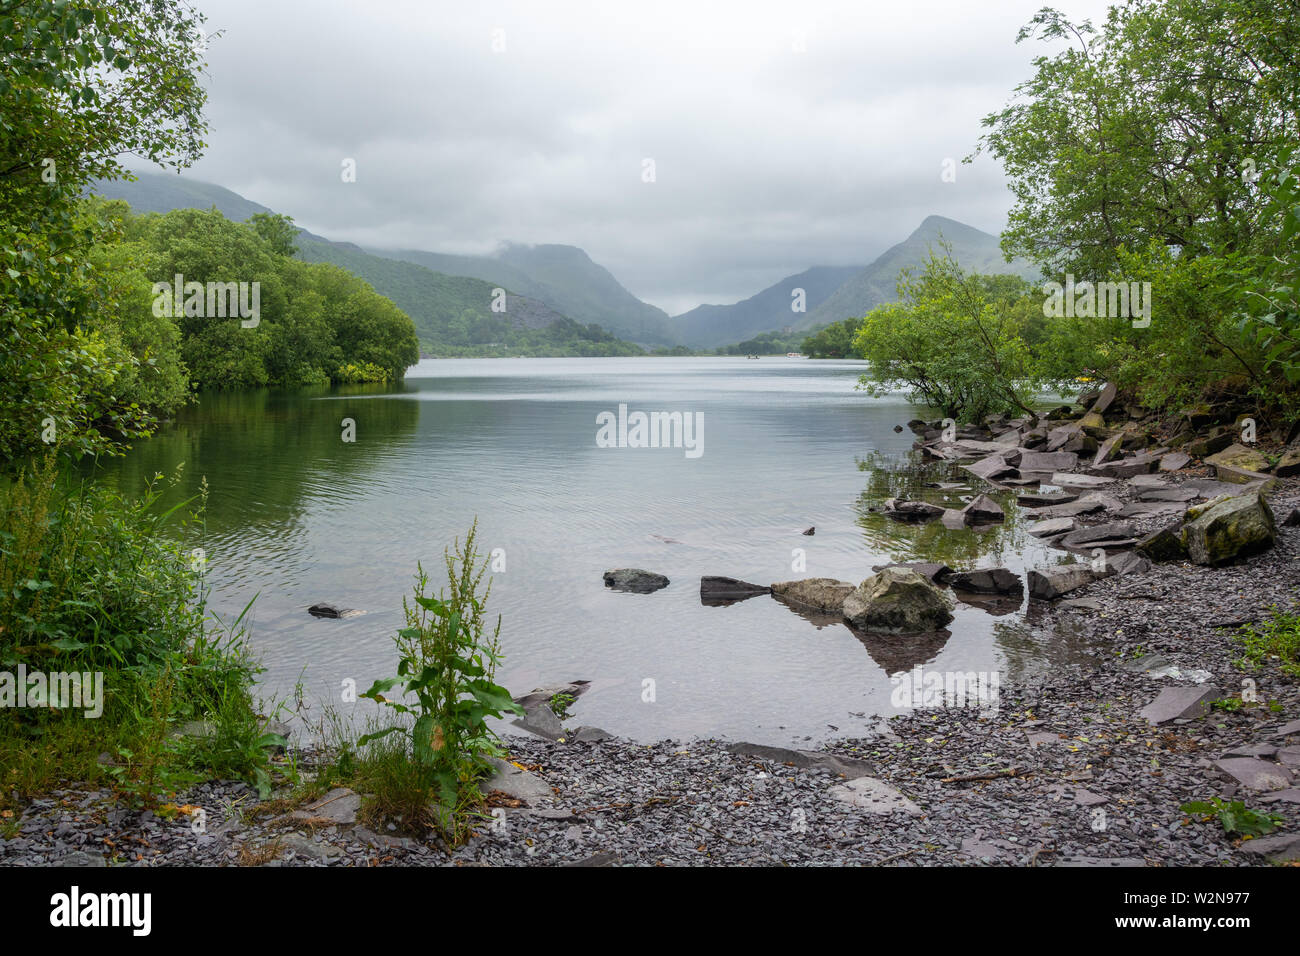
[799,215,1038,330]
[95,171,677,347]
[374,242,677,347]
[672,265,861,349]
[91,172,643,355]
[90,171,277,223]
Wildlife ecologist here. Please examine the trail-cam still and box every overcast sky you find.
[161,0,1115,315]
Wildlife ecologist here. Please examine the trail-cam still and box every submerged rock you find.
[770,578,856,614]
[307,603,365,619]
[882,497,945,521]
[960,494,1004,524]
[700,576,771,605]
[842,567,954,633]
[603,569,669,593]
[946,568,1022,594]
[869,562,954,584]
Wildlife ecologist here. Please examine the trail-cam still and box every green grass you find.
[0,457,273,812]
[1235,608,1300,678]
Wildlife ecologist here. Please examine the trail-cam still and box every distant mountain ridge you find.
[91,172,1034,353]
[672,265,862,348]
[378,242,677,346]
[800,215,1038,330]
[93,171,676,347]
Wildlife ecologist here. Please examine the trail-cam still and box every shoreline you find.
[4,474,1296,866]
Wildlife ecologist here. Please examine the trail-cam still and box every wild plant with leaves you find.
[360,522,522,840]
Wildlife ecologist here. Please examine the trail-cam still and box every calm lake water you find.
[93,357,1090,745]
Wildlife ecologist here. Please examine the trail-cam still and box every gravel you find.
[3,476,1296,867]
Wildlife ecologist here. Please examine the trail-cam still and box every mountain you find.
[672,265,861,349]
[92,172,644,356]
[375,242,677,347]
[93,171,277,223]
[799,215,1038,330]
[96,171,677,347]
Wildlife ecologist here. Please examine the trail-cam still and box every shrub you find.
[360,521,523,843]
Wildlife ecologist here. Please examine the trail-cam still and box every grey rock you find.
[570,726,613,743]
[700,576,771,604]
[1028,517,1077,538]
[307,603,365,619]
[882,497,946,521]
[1019,450,1080,472]
[770,578,856,613]
[1105,551,1152,576]
[513,704,564,741]
[724,742,875,779]
[54,850,105,867]
[960,494,1004,523]
[1239,832,1300,862]
[603,569,669,593]
[1139,685,1221,725]
[842,568,955,633]
[1027,564,1112,600]
[1018,491,1078,508]
[946,568,1022,594]
[479,756,555,806]
[1159,451,1192,471]
[1215,757,1293,791]
[869,562,955,584]
[302,787,361,825]
[1182,491,1277,566]
[282,833,344,861]
[963,454,1018,481]
[827,777,922,815]
[1051,472,1116,489]
[1135,524,1188,562]
[1059,520,1137,550]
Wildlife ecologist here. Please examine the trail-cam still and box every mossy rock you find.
[1182,491,1277,567]
[842,568,954,634]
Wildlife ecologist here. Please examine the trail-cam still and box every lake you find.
[92,357,1090,745]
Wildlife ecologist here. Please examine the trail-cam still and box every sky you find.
[163,0,1117,315]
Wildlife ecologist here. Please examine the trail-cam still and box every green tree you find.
[853,249,1044,422]
[976,0,1300,278]
[0,0,208,469]
[248,212,299,258]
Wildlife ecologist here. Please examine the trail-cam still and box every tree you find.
[248,212,299,258]
[0,0,208,469]
[853,249,1043,422]
[975,0,1300,278]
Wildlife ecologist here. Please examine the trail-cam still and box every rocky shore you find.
[3,393,1298,867]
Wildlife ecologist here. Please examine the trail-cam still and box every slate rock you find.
[1182,491,1277,566]
[771,578,856,613]
[947,568,1023,594]
[1139,685,1221,725]
[603,569,669,593]
[842,568,954,633]
[1027,564,1112,599]
[827,777,922,815]
[1215,757,1293,791]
